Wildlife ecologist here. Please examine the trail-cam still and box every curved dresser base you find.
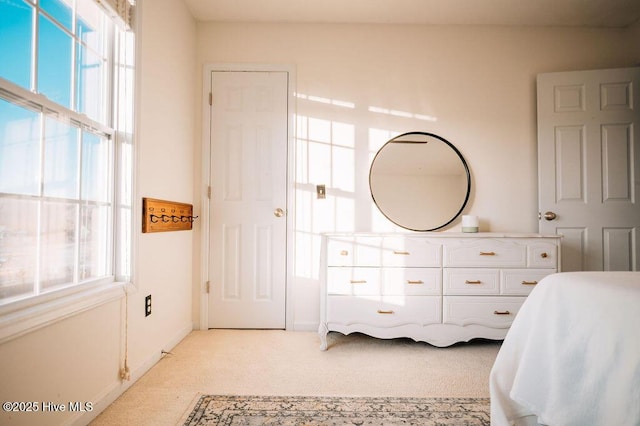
[319,322,508,350]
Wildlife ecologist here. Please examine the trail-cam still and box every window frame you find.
[0,0,135,344]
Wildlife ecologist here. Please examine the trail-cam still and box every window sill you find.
[0,281,126,345]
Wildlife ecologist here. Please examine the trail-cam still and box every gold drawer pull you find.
[465,280,482,284]
[407,280,424,285]
[522,280,538,285]
[540,252,548,258]
[340,250,349,256]
[393,250,410,255]
[350,280,367,284]
[377,309,394,314]
[493,310,511,315]
[479,251,496,256]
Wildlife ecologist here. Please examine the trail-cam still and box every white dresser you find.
[319,233,561,350]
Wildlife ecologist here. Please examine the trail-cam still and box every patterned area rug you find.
[179,394,490,425]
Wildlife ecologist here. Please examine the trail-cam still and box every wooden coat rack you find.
[142,197,197,233]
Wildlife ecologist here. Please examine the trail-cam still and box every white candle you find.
[462,215,479,232]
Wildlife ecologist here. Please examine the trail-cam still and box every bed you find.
[489,271,640,426]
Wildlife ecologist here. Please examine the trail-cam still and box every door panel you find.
[537,67,640,271]
[208,70,288,328]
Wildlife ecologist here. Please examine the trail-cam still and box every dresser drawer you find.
[326,267,381,295]
[327,295,441,327]
[381,237,442,267]
[326,236,383,266]
[443,296,526,328]
[443,269,500,295]
[501,269,554,295]
[527,243,558,268]
[328,267,442,296]
[326,236,444,267]
[383,268,441,295]
[443,239,527,267]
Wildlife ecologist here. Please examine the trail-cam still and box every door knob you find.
[274,208,285,217]
[541,211,557,221]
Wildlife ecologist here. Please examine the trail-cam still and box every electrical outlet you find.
[145,295,152,317]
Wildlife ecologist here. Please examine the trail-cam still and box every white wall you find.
[0,1,197,424]
[194,22,637,330]
[132,0,196,370]
[628,20,640,62]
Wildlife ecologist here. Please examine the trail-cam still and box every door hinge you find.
[209,92,212,106]
[207,186,211,199]
[205,281,210,293]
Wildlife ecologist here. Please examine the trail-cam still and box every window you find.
[0,0,134,335]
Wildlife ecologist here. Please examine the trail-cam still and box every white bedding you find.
[489,271,640,426]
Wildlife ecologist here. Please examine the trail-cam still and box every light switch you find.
[316,184,326,199]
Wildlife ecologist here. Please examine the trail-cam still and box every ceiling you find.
[182,0,640,28]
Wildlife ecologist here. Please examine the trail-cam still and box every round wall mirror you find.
[369,132,471,231]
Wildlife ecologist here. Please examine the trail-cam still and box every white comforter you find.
[490,272,640,426]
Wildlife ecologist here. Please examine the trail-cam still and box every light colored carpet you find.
[91,330,501,425]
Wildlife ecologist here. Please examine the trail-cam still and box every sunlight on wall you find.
[369,106,437,122]
[368,128,404,233]
[296,93,355,109]
[295,93,360,280]
[295,94,355,279]
[293,91,442,282]
[368,127,395,161]
[294,93,427,281]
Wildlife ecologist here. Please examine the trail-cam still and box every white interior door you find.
[537,67,640,271]
[208,70,288,328]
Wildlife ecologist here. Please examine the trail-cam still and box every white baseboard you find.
[293,320,319,332]
[65,322,193,426]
